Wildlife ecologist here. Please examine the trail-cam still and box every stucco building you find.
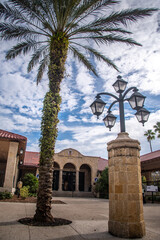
[20,148,108,197]
[0,129,27,193]
[0,129,160,195]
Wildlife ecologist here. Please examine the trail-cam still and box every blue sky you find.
[0,0,160,158]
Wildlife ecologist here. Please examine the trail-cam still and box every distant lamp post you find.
[19,147,24,165]
[90,75,150,132]
[19,148,24,155]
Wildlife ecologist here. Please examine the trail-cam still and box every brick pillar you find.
[107,132,145,238]
[58,169,63,191]
[3,142,19,191]
[76,170,79,191]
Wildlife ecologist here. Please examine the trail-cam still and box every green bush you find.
[0,191,12,200]
[23,173,39,194]
[95,168,109,199]
[20,186,29,199]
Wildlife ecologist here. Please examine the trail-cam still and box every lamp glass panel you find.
[136,96,145,108]
[129,96,136,109]
[142,111,149,121]
[90,103,96,114]
[113,82,119,92]
[91,104,96,114]
[96,102,105,113]
[119,81,127,91]
[136,112,142,122]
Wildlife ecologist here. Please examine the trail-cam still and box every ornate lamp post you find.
[90,75,149,238]
[90,75,150,131]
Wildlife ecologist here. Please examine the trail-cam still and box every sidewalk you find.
[0,197,160,240]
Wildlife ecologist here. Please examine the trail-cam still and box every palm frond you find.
[69,45,98,76]
[68,26,132,37]
[70,41,119,71]
[8,0,45,23]
[87,8,158,28]
[5,40,41,59]
[28,45,49,73]
[0,2,53,37]
[66,0,118,32]
[36,54,49,85]
[71,34,142,46]
[0,23,49,41]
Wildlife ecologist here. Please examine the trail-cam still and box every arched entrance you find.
[63,163,76,191]
[52,162,60,191]
[79,164,91,192]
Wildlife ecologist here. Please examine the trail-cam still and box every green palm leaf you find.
[5,40,40,59]
[27,45,49,73]
[69,46,98,76]
[36,54,49,84]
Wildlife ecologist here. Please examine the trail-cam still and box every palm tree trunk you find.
[34,34,68,222]
[149,140,153,152]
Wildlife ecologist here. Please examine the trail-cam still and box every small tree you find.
[144,130,155,152]
[95,167,109,198]
[153,122,160,138]
[23,173,39,195]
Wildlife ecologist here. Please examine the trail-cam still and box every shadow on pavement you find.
[0,221,21,226]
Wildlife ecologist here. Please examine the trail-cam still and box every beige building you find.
[20,148,108,197]
[1,129,160,196]
[0,129,27,193]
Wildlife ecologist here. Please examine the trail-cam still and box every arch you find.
[63,162,76,191]
[63,162,76,170]
[54,161,60,169]
[79,164,91,192]
[80,164,91,170]
[52,162,60,191]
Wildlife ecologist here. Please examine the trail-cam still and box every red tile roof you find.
[98,158,108,171]
[140,150,160,162]
[24,151,40,167]
[0,129,27,141]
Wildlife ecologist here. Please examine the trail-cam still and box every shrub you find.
[20,186,29,199]
[23,173,39,194]
[0,191,12,200]
[95,167,109,199]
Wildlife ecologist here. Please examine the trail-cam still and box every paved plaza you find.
[0,197,160,240]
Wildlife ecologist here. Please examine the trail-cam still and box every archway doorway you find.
[79,164,91,192]
[63,163,76,191]
[52,162,60,191]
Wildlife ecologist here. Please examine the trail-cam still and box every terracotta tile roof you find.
[0,129,27,141]
[98,158,108,171]
[140,150,160,162]
[24,151,40,167]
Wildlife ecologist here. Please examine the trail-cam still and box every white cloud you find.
[0,0,160,159]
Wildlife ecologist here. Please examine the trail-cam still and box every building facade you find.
[0,129,160,195]
[20,148,108,197]
[0,129,27,193]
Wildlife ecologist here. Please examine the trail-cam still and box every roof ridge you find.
[0,129,27,141]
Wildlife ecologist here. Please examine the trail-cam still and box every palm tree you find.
[144,130,155,152]
[0,0,157,223]
[153,122,160,138]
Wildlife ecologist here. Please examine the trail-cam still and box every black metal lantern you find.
[112,75,127,93]
[90,97,106,118]
[103,112,117,131]
[19,148,24,155]
[128,91,146,110]
[135,107,150,126]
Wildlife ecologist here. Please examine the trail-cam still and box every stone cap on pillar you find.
[107,132,141,151]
